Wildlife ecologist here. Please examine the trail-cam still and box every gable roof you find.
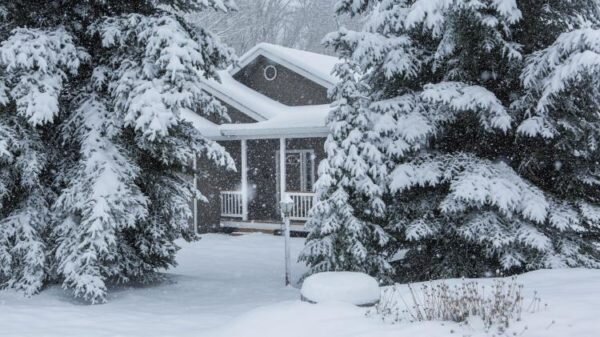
[200,70,273,122]
[183,43,341,140]
[231,43,340,88]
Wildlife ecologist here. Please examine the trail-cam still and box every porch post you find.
[279,138,286,214]
[241,139,248,221]
[193,156,198,234]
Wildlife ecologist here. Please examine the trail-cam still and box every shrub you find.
[370,277,542,333]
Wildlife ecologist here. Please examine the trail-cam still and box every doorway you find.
[275,149,316,194]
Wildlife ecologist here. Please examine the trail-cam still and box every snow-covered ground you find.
[1,233,599,337]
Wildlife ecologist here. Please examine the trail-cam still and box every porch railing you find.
[220,190,315,221]
[288,192,316,221]
[220,191,243,218]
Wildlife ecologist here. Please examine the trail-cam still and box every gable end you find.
[232,55,331,107]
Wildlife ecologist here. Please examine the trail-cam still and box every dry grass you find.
[370,277,543,333]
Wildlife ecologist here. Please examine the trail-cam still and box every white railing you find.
[220,191,243,218]
[288,192,316,221]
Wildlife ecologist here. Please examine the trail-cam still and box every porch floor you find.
[221,219,308,233]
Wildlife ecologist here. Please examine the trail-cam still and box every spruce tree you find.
[0,0,235,303]
[299,59,391,280]
[303,0,600,282]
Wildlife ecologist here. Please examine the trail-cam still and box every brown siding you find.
[195,141,241,232]
[233,55,331,106]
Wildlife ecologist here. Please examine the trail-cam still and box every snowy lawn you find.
[1,233,599,337]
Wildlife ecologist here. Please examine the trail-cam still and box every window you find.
[263,65,278,81]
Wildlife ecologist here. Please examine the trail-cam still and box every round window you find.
[263,65,278,81]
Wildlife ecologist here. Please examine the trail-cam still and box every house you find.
[183,43,339,233]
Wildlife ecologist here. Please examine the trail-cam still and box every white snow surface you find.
[301,271,380,305]
[1,233,599,337]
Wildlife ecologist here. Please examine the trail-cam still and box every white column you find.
[193,156,198,234]
[279,137,286,213]
[241,139,248,221]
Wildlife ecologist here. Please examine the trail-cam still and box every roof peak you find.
[252,42,336,58]
[232,42,340,88]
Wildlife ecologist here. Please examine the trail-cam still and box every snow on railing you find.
[288,192,315,221]
[220,191,243,218]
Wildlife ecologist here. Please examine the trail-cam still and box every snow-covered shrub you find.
[301,271,380,306]
[371,277,542,333]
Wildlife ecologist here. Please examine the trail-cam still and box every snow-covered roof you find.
[215,103,330,139]
[182,43,339,140]
[232,43,340,88]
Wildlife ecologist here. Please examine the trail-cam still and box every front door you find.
[275,150,315,194]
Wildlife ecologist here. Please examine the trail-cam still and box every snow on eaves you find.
[183,103,330,139]
[233,43,340,87]
[179,107,222,138]
[218,104,330,139]
[201,70,282,121]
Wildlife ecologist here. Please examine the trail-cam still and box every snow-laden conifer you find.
[304,0,600,281]
[0,0,236,303]
[300,59,391,280]
[0,25,86,296]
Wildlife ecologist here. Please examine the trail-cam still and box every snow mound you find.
[301,272,380,306]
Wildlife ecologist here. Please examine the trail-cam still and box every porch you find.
[194,136,325,233]
[220,191,315,232]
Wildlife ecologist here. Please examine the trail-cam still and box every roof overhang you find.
[206,126,329,141]
[200,82,268,122]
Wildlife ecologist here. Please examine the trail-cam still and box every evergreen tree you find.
[303,0,600,282]
[0,24,86,297]
[299,59,392,280]
[0,0,235,303]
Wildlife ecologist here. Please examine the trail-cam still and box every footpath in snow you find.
[1,233,599,337]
